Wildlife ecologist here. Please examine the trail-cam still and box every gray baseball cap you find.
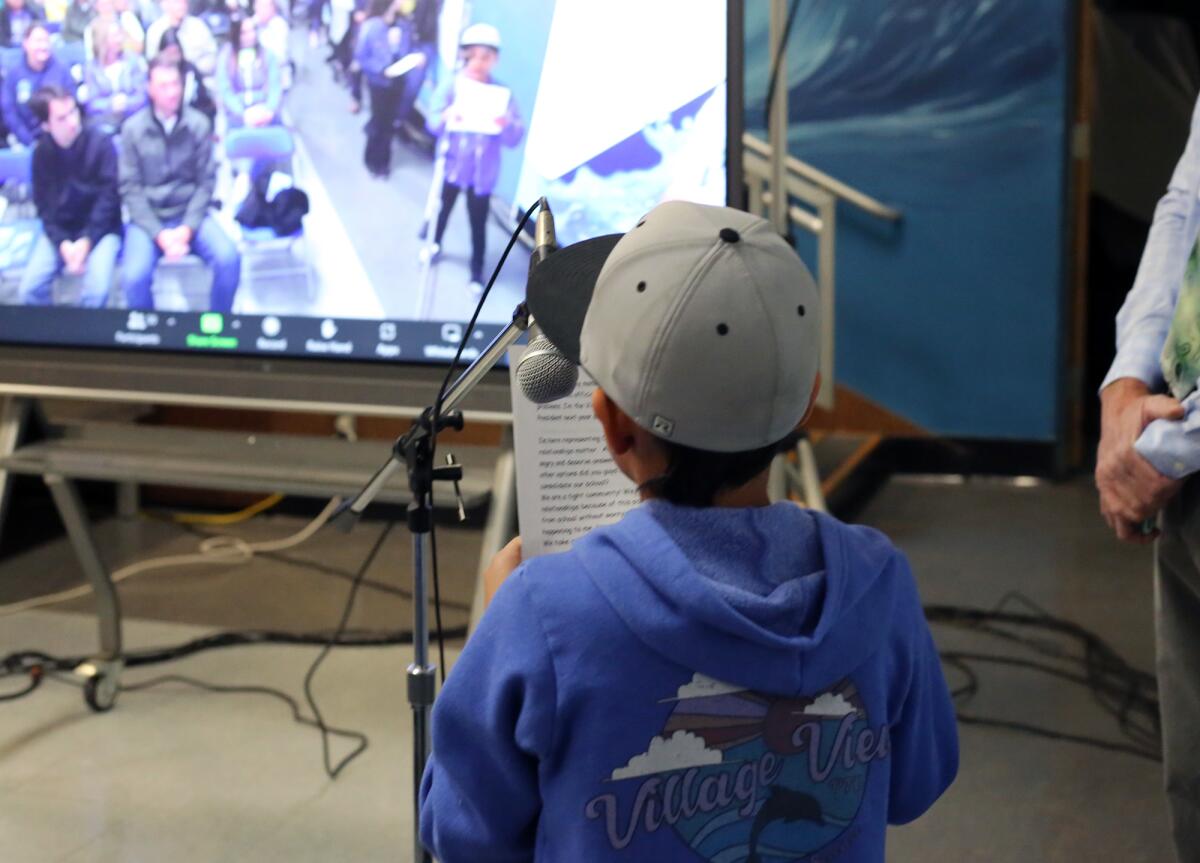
[527,201,820,453]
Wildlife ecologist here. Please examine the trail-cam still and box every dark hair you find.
[226,15,260,67]
[366,0,390,18]
[158,25,184,55]
[23,21,48,42]
[639,433,797,508]
[147,51,183,80]
[29,84,75,124]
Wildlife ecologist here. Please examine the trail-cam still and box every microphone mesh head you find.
[517,335,579,404]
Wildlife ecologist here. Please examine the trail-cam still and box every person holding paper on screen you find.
[355,0,424,179]
[421,21,523,297]
[419,202,958,862]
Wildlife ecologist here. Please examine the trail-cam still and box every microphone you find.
[517,199,579,403]
[517,333,578,403]
[529,196,557,273]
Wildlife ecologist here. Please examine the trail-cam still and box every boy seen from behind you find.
[420,201,959,862]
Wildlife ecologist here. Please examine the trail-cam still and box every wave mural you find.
[746,0,1072,439]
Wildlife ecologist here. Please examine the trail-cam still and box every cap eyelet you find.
[637,281,647,293]
[719,228,740,243]
[798,305,806,317]
[716,323,729,336]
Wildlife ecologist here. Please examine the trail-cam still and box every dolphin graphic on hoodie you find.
[421,500,958,862]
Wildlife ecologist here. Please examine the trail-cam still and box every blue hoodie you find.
[420,502,958,862]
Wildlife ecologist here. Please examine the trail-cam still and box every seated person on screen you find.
[145,0,216,78]
[82,0,146,58]
[419,202,959,862]
[215,14,279,128]
[0,0,45,48]
[123,0,159,29]
[19,85,120,307]
[251,0,287,79]
[155,25,215,118]
[59,0,94,42]
[119,54,240,311]
[2,22,74,146]
[84,17,147,132]
[422,22,522,297]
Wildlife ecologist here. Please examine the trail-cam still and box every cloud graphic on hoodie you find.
[803,692,857,717]
[673,673,744,700]
[611,731,724,780]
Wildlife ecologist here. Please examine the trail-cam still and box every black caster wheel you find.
[83,673,118,713]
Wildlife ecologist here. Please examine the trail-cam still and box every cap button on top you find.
[719,228,741,243]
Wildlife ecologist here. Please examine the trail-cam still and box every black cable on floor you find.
[929,593,1162,762]
[173,520,473,613]
[302,519,395,779]
[0,664,43,701]
[120,674,370,759]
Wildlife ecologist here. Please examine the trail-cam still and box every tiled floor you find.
[0,475,1178,861]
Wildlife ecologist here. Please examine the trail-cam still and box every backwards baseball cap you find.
[528,201,820,453]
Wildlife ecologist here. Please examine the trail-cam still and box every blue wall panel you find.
[745,1,1073,441]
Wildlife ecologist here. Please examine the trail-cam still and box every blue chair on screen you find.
[223,126,314,299]
[53,39,87,84]
[0,46,23,73]
[0,146,39,301]
[0,147,32,186]
[225,125,295,178]
[0,146,34,210]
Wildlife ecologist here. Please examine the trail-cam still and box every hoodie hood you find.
[574,502,905,697]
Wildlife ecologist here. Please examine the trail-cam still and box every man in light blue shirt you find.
[1098,94,1200,860]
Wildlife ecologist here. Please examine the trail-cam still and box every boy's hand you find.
[483,537,522,608]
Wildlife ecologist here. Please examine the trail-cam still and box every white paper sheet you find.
[384,52,426,79]
[445,76,512,136]
[509,346,641,557]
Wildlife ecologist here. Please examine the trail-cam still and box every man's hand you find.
[1096,378,1185,543]
[59,239,89,274]
[156,226,193,260]
[63,238,92,274]
[155,228,177,255]
[483,537,523,609]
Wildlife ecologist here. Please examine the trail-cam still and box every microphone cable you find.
[426,198,543,684]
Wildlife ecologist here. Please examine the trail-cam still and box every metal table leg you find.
[0,396,32,541]
[44,473,124,712]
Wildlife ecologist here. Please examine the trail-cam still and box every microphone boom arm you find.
[337,302,535,523]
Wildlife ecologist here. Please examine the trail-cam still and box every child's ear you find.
[592,387,635,456]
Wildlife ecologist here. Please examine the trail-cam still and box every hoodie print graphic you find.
[585,672,891,861]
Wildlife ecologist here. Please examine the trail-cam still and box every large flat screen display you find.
[0,0,736,371]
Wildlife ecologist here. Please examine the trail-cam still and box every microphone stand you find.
[333,301,535,863]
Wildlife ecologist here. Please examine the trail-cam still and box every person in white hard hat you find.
[418,201,958,862]
[421,20,522,296]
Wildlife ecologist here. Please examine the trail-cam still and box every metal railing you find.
[742,132,901,411]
